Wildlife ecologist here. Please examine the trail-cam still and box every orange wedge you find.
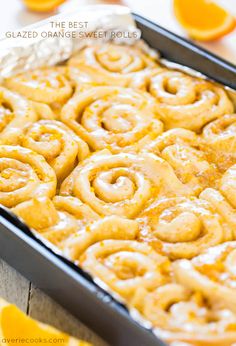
[23,0,66,12]
[0,298,91,346]
[173,0,236,41]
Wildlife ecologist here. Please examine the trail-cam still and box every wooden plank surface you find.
[0,259,107,346]
[0,259,30,311]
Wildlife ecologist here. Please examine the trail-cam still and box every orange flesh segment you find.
[0,300,90,346]
[174,0,236,40]
[175,0,229,29]
[23,0,66,12]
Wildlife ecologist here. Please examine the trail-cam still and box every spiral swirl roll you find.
[0,87,37,145]
[147,70,233,131]
[64,215,139,261]
[13,196,139,261]
[5,67,73,119]
[68,44,160,88]
[139,196,224,259]
[2,41,236,344]
[60,149,189,218]
[12,195,100,248]
[0,145,56,207]
[21,120,89,181]
[173,242,236,315]
[202,114,236,171]
[221,164,236,208]
[5,67,72,104]
[131,283,236,346]
[144,128,218,195]
[202,190,236,241]
[199,165,236,240]
[61,86,163,153]
[81,239,170,299]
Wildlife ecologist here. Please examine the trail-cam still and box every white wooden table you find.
[0,0,235,342]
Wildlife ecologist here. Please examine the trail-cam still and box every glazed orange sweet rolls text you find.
[61,86,163,153]
[68,43,160,88]
[146,69,233,131]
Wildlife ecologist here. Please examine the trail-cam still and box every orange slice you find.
[23,0,66,12]
[0,298,91,346]
[173,0,236,41]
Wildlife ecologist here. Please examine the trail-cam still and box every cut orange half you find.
[0,298,91,346]
[23,0,66,12]
[173,0,236,41]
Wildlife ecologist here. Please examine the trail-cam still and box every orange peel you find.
[22,0,66,12]
[174,0,236,41]
[0,298,91,346]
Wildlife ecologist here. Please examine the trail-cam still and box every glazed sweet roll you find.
[221,164,236,208]
[13,195,140,262]
[80,239,170,300]
[146,69,233,131]
[138,196,225,259]
[144,128,218,195]
[61,86,163,153]
[199,165,236,240]
[64,215,139,261]
[60,149,189,218]
[67,43,160,88]
[0,87,37,145]
[12,195,100,249]
[131,282,236,346]
[5,67,73,119]
[0,41,235,345]
[0,145,56,207]
[21,120,89,181]
[173,242,236,315]
[202,114,236,171]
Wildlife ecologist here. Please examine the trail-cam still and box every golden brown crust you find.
[67,43,161,88]
[145,69,233,131]
[0,43,235,346]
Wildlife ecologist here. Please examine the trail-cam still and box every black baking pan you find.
[0,207,165,346]
[0,13,236,346]
[134,13,236,88]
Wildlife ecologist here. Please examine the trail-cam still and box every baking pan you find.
[0,12,236,346]
[0,207,164,346]
[134,13,236,89]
